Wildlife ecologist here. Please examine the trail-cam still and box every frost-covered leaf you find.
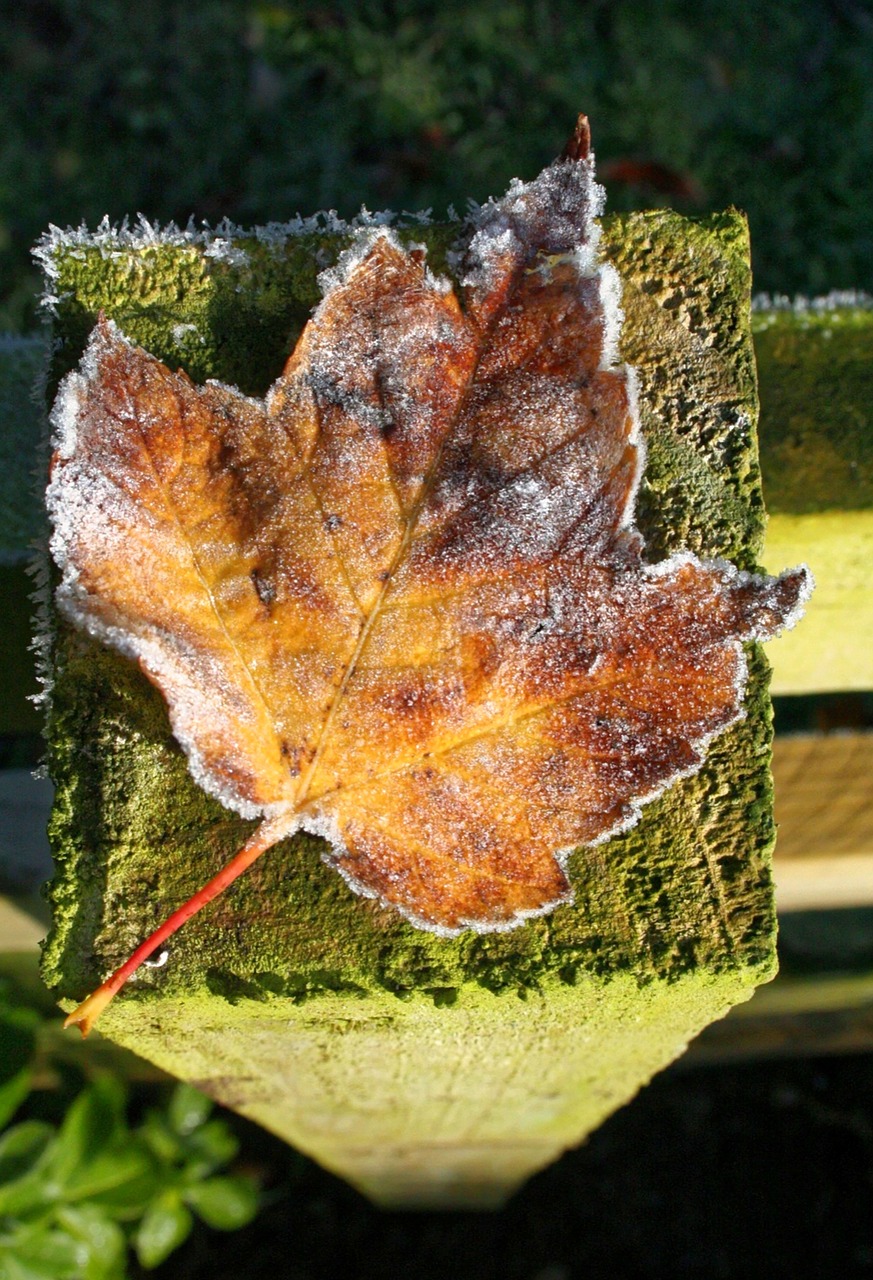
[47,117,811,1033]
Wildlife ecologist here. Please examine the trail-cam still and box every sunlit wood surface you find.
[772,732,873,911]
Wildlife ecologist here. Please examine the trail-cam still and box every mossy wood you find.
[754,302,873,694]
[41,209,779,1208]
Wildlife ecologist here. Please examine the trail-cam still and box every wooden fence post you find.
[37,208,782,1208]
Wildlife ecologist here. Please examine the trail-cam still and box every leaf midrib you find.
[291,265,522,811]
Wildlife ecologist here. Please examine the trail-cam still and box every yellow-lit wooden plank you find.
[764,512,873,695]
[772,731,873,910]
[0,897,47,951]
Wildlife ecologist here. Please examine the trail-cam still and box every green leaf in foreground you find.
[167,1083,213,1137]
[134,1194,193,1270]
[0,1071,259,1279]
[0,992,38,1131]
[185,1176,259,1231]
[0,1122,57,1217]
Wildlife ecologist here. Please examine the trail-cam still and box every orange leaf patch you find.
[48,119,811,1032]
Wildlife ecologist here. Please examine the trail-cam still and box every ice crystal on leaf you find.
[47,117,811,1033]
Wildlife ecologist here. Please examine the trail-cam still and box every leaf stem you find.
[63,811,295,1037]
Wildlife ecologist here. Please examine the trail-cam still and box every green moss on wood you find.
[749,301,873,694]
[601,211,766,568]
[96,967,756,1209]
[41,209,775,1001]
[42,630,776,1002]
[753,305,873,515]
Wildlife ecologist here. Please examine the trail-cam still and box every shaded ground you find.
[153,1051,873,1280]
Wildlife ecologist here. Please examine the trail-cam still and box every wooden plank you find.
[771,732,873,911]
[764,512,873,694]
[0,769,54,891]
[7,731,873,1069]
[754,298,873,517]
[0,897,46,952]
[0,766,52,954]
[687,977,873,1063]
[754,299,873,695]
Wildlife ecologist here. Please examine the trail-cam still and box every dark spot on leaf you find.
[250,568,276,605]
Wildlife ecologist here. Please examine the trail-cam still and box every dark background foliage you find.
[3,0,873,329]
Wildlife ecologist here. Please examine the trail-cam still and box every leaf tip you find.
[561,113,592,163]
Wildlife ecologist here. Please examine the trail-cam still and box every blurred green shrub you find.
[4,0,873,329]
[0,988,258,1279]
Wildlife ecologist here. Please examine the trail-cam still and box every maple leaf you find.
[47,117,811,1034]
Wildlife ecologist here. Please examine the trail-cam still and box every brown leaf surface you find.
[48,127,811,941]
